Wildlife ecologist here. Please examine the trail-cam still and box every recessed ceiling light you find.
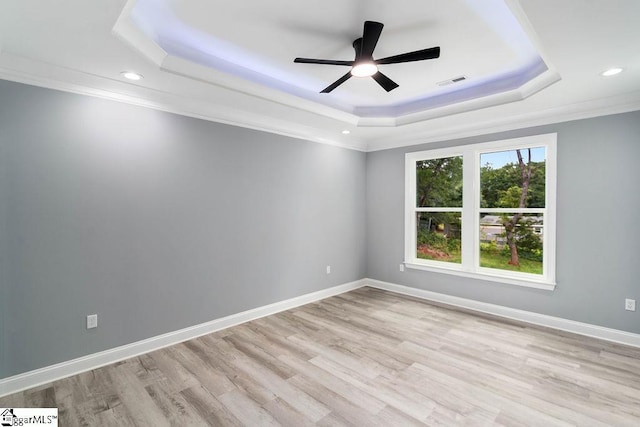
[601,68,623,77]
[351,62,378,78]
[342,130,351,135]
[121,71,143,81]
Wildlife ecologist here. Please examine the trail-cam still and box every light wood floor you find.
[2,287,640,426]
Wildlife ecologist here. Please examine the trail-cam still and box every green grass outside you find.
[479,251,542,274]
[417,247,542,274]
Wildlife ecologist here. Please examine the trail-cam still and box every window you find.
[415,155,463,265]
[405,134,556,289]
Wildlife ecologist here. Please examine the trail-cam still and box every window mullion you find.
[405,158,417,263]
[461,148,476,272]
[415,207,463,213]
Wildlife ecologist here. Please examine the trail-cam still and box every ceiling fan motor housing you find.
[294,21,440,93]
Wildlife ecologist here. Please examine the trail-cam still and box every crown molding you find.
[157,55,360,125]
[365,91,640,151]
[0,50,368,152]
[111,0,167,66]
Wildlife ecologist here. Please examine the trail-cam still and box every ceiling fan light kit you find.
[294,21,440,93]
[351,62,378,77]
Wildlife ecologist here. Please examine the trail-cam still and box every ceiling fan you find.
[294,21,440,93]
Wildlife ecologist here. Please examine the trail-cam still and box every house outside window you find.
[404,134,557,290]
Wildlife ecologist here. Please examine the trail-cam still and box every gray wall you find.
[0,100,7,375]
[366,111,640,334]
[0,80,366,378]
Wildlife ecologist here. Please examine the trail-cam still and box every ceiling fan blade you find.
[375,46,440,65]
[371,71,399,92]
[294,58,354,66]
[320,71,353,93]
[360,21,384,58]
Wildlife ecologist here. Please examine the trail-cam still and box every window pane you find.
[417,212,462,264]
[480,147,545,208]
[479,213,543,274]
[416,156,463,207]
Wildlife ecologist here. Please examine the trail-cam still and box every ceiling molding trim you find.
[113,0,560,128]
[364,69,559,128]
[506,0,556,72]
[365,91,640,151]
[111,0,167,66]
[351,67,559,128]
[354,60,551,118]
[519,70,561,99]
[0,52,368,152]
[399,90,524,127]
[158,55,360,125]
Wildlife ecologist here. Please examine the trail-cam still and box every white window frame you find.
[404,133,557,290]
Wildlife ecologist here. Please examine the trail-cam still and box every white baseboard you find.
[4,277,639,398]
[0,279,366,397]
[364,278,640,348]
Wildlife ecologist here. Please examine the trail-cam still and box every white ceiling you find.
[0,0,638,151]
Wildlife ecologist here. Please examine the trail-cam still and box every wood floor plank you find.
[106,361,172,427]
[222,333,297,380]
[179,385,243,426]
[170,342,237,396]
[225,348,331,422]
[304,353,436,422]
[262,396,316,426]
[92,403,137,427]
[278,354,387,415]
[216,389,280,426]
[408,362,596,427]
[145,347,201,393]
[2,286,640,426]
[144,381,204,426]
[186,337,278,405]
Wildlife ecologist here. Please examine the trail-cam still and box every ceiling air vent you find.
[437,76,467,87]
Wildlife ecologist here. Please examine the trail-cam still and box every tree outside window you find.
[479,147,546,275]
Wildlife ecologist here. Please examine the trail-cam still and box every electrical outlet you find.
[326,265,331,274]
[625,299,636,312]
[399,264,405,272]
[87,314,98,329]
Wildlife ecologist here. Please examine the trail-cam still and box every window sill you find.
[403,262,556,291]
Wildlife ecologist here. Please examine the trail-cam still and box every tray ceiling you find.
[0,0,638,150]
